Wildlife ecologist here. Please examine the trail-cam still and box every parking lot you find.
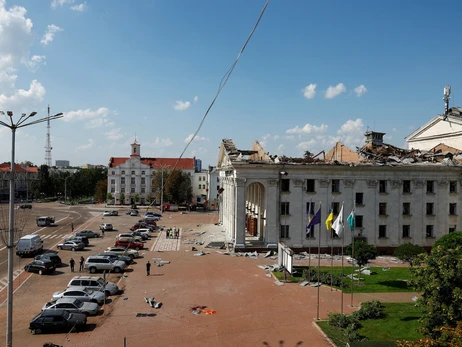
[0,202,411,347]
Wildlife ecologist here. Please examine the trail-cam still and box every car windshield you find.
[75,299,83,308]
[97,278,105,285]
[63,311,71,320]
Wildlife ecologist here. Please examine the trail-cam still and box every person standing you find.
[71,223,74,233]
[69,258,75,272]
[146,261,151,276]
[79,256,85,272]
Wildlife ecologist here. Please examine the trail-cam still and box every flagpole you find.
[329,199,334,291]
[350,201,356,307]
[308,199,312,284]
[340,201,344,314]
[316,202,322,320]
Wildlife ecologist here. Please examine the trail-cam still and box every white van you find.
[16,234,43,257]
[36,216,55,227]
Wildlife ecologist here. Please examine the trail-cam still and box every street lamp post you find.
[65,175,71,203]
[0,110,63,347]
[158,165,170,216]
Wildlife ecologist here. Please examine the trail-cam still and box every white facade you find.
[406,109,462,150]
[217,139,462,254]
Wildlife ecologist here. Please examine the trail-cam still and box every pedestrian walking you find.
[71,223,74,232]
[146,261,151,276]
[101,228,105,237]
[69,258,75,272]
[79,256,85,272]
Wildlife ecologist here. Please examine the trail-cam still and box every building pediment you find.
[406,115,462,144]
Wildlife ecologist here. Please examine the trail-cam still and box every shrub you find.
[353,300,383,320]
[328,312,358,329]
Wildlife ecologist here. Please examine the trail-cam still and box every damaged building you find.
[216,131,462,254]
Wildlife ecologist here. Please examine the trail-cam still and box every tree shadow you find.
[376,280,410,289]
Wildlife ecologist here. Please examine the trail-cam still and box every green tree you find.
[133,193,139,203]
[345,241,377,267]
[410,246,462,338]
[106,192,113,202]
[433,232,462,250]
[152,169,192,204]
[33,165,52,196]
[394,243,426,265]
[95,179,107,202]
[119,192,125,205]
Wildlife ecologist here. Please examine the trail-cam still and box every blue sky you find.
[1,0,462,168]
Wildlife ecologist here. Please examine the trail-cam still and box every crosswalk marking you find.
[0,269,24,293]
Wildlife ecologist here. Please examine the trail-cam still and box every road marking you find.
[0,269,24,293]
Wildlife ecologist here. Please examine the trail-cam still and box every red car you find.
[114,239,143,250]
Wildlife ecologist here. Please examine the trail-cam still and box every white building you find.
[107,141,196,205]
[216,135,462,254]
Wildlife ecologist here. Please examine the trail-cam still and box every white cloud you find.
[173,100,190,111]
[191,147,208,156]
[103,128,123,140]
[76,138,93,151]
[0,1,33,70]
[302,83,317,99]
[63,107,111,129]
[354,84,367,97]
[184,134,209,143]
[40,24,63,46]
[336,118,365,148]
[286,123,328,135]
[277,144,285,154]
[23,55,46,72]
[325,83,346,99]
[71,2,87,12]
[0,68,17,93]
[147,137,173,148]
[0,80,46,110]
[193,96,198,103]
[51,0,74,8]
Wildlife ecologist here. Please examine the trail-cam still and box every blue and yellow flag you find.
[325,210,334,231]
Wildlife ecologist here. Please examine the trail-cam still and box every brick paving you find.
[151,227,182,252]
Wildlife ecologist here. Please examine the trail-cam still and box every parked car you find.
[130,222,156,231]
[66,236,89,246]
[103,211,112,216]
[105,247,140,259]
[24,259,55,275]
[42,298,99,316]
[117,233,144,243]
[145,212,162,218]
[84,255,126,273]
[19,203,32,209]
[114,239,144,250]
[67,275,119,296]
[29,309,87,335]
[76,230,100,238]
[57,241,85,251]
[35,253,62,266]
[132,230,148,240]
[100,223,113,231]
[111,210,118,216]
[130,210,139,216]
[52,286,106,305]
[97,252,132,265]
[135,228,152,238]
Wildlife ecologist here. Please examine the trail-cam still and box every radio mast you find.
[45,105,53,167]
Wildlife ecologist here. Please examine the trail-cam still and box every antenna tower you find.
[443,85,451,119]
[45,105,53,167]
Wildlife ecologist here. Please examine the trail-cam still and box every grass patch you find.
[317,303,423,345]
[273,266,414,293]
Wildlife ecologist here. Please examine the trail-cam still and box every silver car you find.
[57,240,85,251]
[42,298,99,316]
[52,286,106,305]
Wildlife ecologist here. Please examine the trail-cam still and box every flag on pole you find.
[325,210,334,231]
[306,200,314,235]
[347,209,355,231]
[306,207,321,233]
[332,204,344,236]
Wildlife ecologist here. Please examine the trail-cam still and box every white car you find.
[117,233,144,243]
[42,298,99,316]
[135,228,152,238]
[103,211,112,216]
[52,286,106,305]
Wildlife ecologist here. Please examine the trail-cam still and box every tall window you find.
[111,171,115,175]
[121,188,125,193]
[355,192,364,205]
[131,187,135,193]
[449,226,456,233]
[280,225,289,239]
[198,184,201,189]
[306,225,314,238]
[402,203,411,216]
[141,177,145,185]
[131,171,135,175]
[121,177,125,184]
[141,188,145,193]
[306,201,315,215]
[121,171,125,175]
[426,203,434,215]
[280,202,290,215]
[449,181,457,194]
[403,180,411,194]
[281,179,290,192]
[332,179,340,193]
[355,215,363,228]
[111,179,115,184]
[379,203,387,216]
[131,177,135,185]
[426,225,434,238]
[141,171,145,175]
[449,203,457,215]
[111,187,115,193]
[379,225,387,238]
[306,179,315,192]
[402,225,410,238]
[332,202,340,215]
[379,180,387,193]
[427,181,435,194]
[199,177,202,181]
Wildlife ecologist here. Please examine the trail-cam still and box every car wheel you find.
[72,248,76,251]
[114,267,121,273]
[90,267,97,274]
[83,311,90,317]
[38,269,43,275]
[105,290,110,297]
[129,255,134,260]
[135,247,140,251]
[57,246,61,250]
[34,328,42,335]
